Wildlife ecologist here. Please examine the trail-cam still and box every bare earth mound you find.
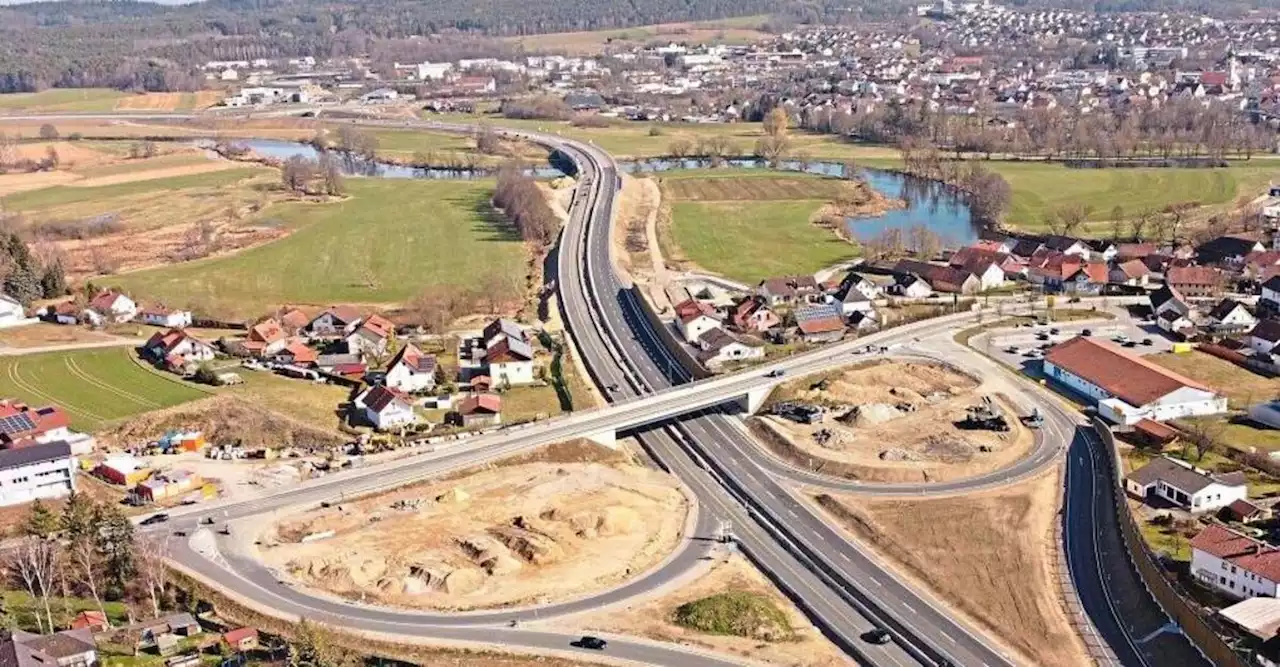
[101,395,347,449]
[812,467,1090,667]
[260,447,688,610]
[758,360,1034,484]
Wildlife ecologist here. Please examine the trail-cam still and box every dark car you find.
[862,629,892,645]
[1080,329,1092,336]
[574,636,607,650]
[141,513,169,526]
[1142,338,1154,346]
[1123,340,1138,348]
[766,369,785,378]
[1049,328,1060,335]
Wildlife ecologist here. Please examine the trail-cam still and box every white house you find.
[138,305,193,329]
[355,385,417,430]
[345,314,393,358]
[0,293,28,329]
[307,305,363,337]
[385,343,438,393]
[1206,299,1257,333]
[696,328,764,369]
[1190,524,1280,600]
[0,442,75,507]
[1249,320,1280,355]
[144,329,216,366]
[416,62,454,80]
[891,274,933,299]
[86,290,137,324]
[485,336,535,386]
[1125,456,1247,513]
[675,299,722,343]
[1043,336,1228,425]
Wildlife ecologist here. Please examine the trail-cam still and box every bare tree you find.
[136,534,170,619]
[9,537,58,633]
[667,138,693,158]
[68,536,107,624]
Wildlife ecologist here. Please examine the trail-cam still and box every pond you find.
[618,158,978,247]
[215,139,568,180]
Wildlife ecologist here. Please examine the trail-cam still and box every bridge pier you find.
[738,386,771,415]
[585,428,618,449]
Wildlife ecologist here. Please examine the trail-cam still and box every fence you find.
[1091,417,1249,667]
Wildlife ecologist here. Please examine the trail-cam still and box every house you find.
[0,627,98,667]
[222,628,259,653]
[485,335,535,387]
[143,329,216,369]
[385,343,438,393]
[793,304,845,343]
[346,314,394,357]
[696,328,764,369]
[1115,243,1158,262]
[1043,336,1228,424]
[1250,320,1280,355]
[1042,235,1092,258]
[1206,299,1257,333]
[1150,284,1190,320]
[69,611,109,632]
[1109,259,1150,287]
[757,276,822,305]
[274,340,318,366]
[278,307,310,332]
[730,297,780,333]
[1197,234,1265,267]
[837,288,877,318]
[138,306,192,329]
[41,302,79,326]
[947,248,1008,290]
[1262,275,1280,317]
[0,400,74,449]
[86,291,137,324]
[355,385,417,430]
[307,305,363,337]
[134,470,203,503]
[482,318,527,348]
[242,319,288,357]
[1224,499,1272,525]
[890,273,933,299]
[0,443,75,507]
[1166,266,1224,298]
[1125,456,1247,513]
[893,259,979,294]
[1062,263,1109,296]
[0,294,29,328]
[848,309,880,331]
[674,299,722,343]
[95,455,149,486]
[1190,523,1280,600]
[839,273,881,302]
[452,394,502,428]
[314,353,361,371]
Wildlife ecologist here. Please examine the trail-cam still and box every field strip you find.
[64,356,162,409]
[6,359,106,422]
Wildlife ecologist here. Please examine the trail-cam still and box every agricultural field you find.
[662,170,857,284]
[503,15,771,54]
[110,178,528,318]
[0,347,207,431]
[0,88,129,113]
[112,90,224,111]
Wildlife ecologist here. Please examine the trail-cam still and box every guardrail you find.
[1090,417,1247,667]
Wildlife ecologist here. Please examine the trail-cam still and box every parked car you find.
[1142,338,1154,346]
[766,369,785,378]
[1080,329,1092,336]
[863,629,892,645]
[1004,346,1018,354]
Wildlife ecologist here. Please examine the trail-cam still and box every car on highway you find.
[1049,327,1060,335]
[1004,346,1018,354]
[1123,340,1138,348]
[862,629,892,645]
[1081,328,1092,336]
[141,513,169,526]
[766,369,785,378]
[574,636,607,650]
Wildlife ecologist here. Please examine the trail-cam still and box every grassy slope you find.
[0,88,128,113]
[1,167,263,210]
[109,178,527,317]
[0,348,207,431]
[665,170,856,284]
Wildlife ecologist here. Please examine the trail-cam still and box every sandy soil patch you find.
[572,553,850,667]
[0,322,121,349]
[259,441,689,611]
[11,141,117,169]
[613,173,659,279]
[114,91,223,111]
[68,159,237,187]
[810,466,1088,667]
[757,360,1034,484]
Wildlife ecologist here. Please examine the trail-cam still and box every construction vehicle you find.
[959,396,1009,432]
[1021,408,1044,429]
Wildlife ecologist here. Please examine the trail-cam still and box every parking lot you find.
[974,316,1176,372]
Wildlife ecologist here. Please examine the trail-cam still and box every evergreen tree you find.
[95,503,136,597]
[22,499,59,538]
[60,491,97,543]
[40,260,66,298]
[4,263,41,307]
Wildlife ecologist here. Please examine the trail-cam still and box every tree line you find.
[0,219,69,307]
[493,161,559,246]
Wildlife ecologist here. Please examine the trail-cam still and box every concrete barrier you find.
[629,284,712,381]
[1091,417,1248,667]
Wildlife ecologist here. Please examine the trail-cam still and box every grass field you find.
[0,88,128,113]
[109,178,527,317]
[0,348,207,431]
[664,170,856,284]
[2,167,263,211]
[70,151,212,179]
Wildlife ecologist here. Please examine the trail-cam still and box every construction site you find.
[755,360,1037,484]
[255,441,690,611]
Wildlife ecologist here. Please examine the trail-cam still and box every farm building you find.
[1043,336,1227,425]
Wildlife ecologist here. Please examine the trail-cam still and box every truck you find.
[1021,408,1044,429]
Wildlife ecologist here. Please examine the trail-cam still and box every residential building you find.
[242,319,288,357]
[893,259,979,294]
[0,294,28,328]
[890,273,933,299]
[730,297,780,333]
[1062,263,1109,295]
[1196,234,1265,267]
[85,291,136,325]
[947,247,1008,290]
[1109,259,1150,287]
[0,443,75,507]
[1043,336,1228,424]
[69,611,108,632]
[346,314,394,357]
[1249,320,1280,355]
[279,308,311,333]
[757,276,822,305]
[222,628,259,653]
[41,303,79,326]
[274,341,318,366]
[1190,523,1280,600]
[0,400,74,449]
[385,343,438,393]
[1150,284,1190,319]
[138,306,192,329]
[793,304,845,342]
[0,627,98,667]
[355,385,417,430]
[1125,456,1247,513]
[452,394,502,428]
[485,334,535,387]
[307,305,363,337]
[1205,299,1257,333]
[1166,266,1224,298]
[482,318,526,349]
[675,299,722,343]
[1262,275,1280,317]
[696,328,764,369]
[143,329,216,369]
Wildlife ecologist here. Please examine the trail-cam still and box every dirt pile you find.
[260,448,687,610]
[101,395,346,449]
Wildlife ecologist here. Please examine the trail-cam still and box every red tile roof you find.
[1191,524,1280,583]
[675,299,718,324]
[223,627,258,645]
[249,319,286,344]
[363,385,411,412]
[358,314,394,339]
[280,340,317,364]
[1167,265,1222,287]
[459,393,501,415]
[1044,336,1213,407]
[323,304,363,325]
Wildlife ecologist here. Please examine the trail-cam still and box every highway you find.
[22,111,1151,666]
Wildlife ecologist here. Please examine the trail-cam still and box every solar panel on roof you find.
[0,412,36,435]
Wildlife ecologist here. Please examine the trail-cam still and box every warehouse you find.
[1043,336,1227,425]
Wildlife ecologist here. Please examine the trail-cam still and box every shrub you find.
[672,592,794,641]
